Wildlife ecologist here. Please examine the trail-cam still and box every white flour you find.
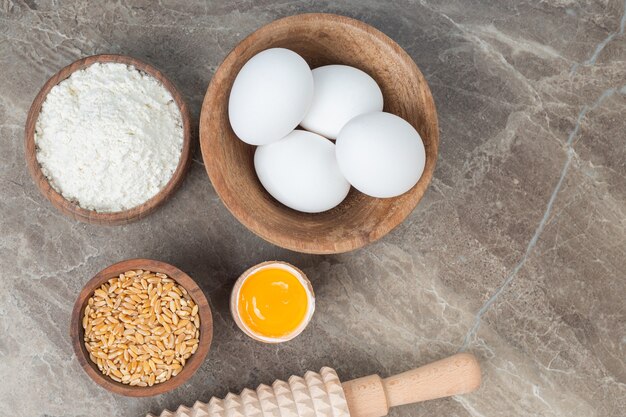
[35,62,184,212]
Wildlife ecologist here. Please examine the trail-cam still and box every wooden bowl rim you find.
[24,54,193,225]
[70,258,213,397]
[200,13,439,254]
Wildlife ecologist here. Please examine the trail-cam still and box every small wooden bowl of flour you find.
[25,54,192,225]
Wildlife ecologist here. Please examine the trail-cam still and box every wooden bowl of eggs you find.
[201,13,439,254]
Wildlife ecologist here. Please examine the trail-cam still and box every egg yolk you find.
[237,268,308,338]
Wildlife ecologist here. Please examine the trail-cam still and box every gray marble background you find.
[1,1,625,416]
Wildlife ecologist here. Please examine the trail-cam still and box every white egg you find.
[300,65,383,139]
[254,130,350,213]
[229,48,314,145]
[335,112,426,198]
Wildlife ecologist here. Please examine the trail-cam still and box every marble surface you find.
[1,1,625,416]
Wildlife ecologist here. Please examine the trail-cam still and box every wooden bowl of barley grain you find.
[70,259,213,396]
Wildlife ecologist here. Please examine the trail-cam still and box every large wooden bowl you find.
[200,13,439,254]
[70,259,213,397]
[25,54,192,225]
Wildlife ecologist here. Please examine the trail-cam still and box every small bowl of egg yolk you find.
[230,261,315,343]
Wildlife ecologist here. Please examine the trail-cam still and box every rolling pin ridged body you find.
[149,353,481,417]
[149,367,350,417]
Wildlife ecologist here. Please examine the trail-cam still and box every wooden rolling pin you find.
[149,353,480,417]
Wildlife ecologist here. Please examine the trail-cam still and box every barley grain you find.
[82,269,200,387]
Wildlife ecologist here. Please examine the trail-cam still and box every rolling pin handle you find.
[382,353,481,407]
[342,353,481,417]
[342,374,389,417]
